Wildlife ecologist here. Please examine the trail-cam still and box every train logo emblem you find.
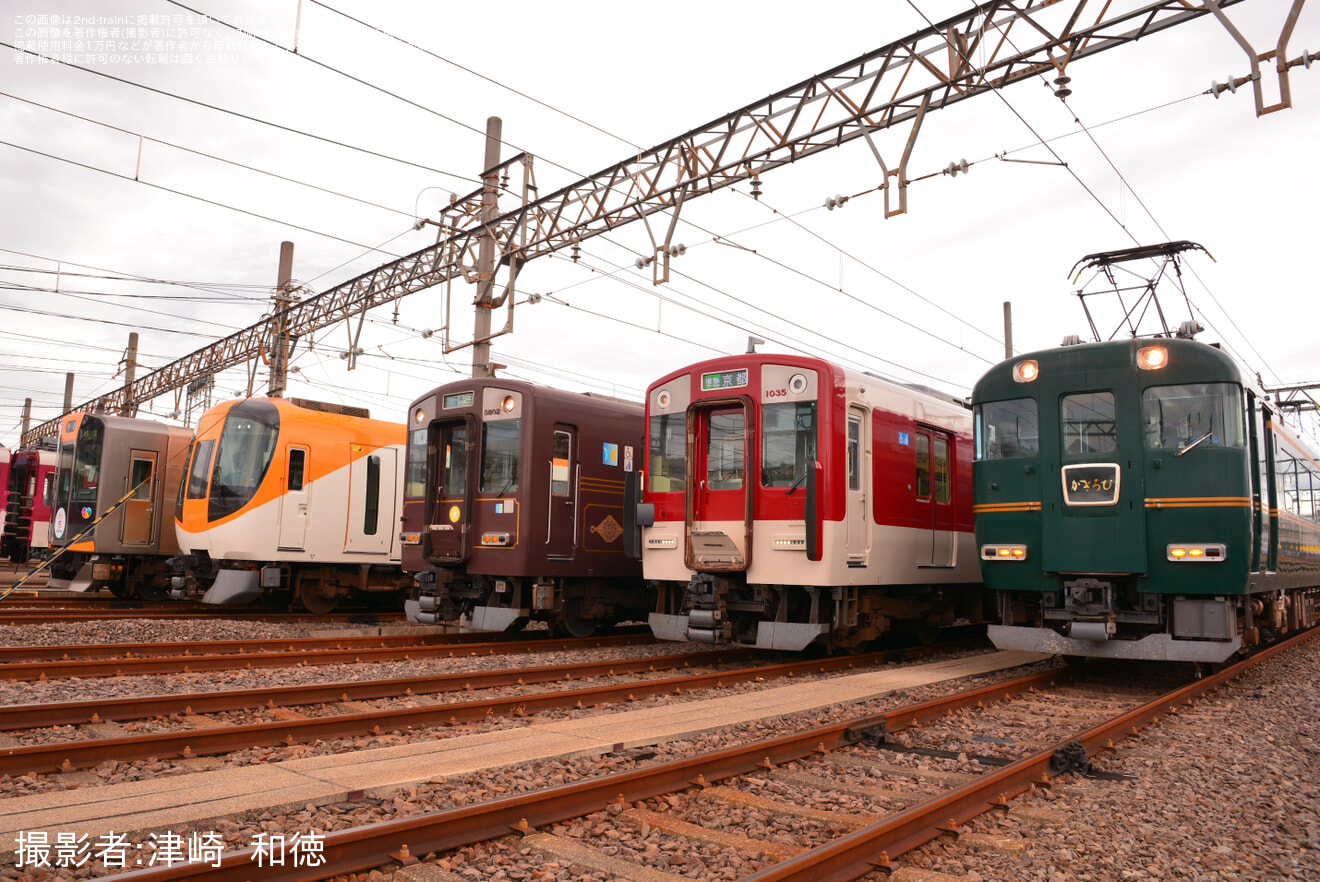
[448,505,461,523]
[591,515,623,544]
[53,507,66,540]
[602,443,618,466]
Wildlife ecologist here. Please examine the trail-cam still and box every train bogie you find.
[171,397,410,612]
[974,336,1320,663]
[46,413,192,598]
[402,379,648,636]
[641,354,984,652]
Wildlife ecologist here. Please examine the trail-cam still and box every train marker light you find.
[1167,543,1225,561]
[1137,346,1168,370]
[1012,360,1039,383]
[481,532,511,546]
[981,544,1027,561]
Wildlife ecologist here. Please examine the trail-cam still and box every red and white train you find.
[170,397,411,612]
[2,447,58,563]
[640,353,985,652]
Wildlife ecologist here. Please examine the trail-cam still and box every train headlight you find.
[981,544,1027,561]
[1012,360,1039,383]
[500,396,516,413]
[1167,543,1225,561]
[413,407,426,424]
[657,389,672,409]
[1137,346,1168,370]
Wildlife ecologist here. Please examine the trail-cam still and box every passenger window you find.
[551,431,571,497]
[364,455,380,535]
[287,448,306,492]
[933,437,950,504]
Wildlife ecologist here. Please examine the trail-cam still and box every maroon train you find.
[2,446,58,564]
[402,378,651,636]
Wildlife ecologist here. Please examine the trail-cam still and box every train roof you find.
[972,336,1245,402]
[410,377,643,415]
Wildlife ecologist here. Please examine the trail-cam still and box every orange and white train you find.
[170,397,410,612]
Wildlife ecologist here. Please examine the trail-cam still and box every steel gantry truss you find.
[22,0,1312,445]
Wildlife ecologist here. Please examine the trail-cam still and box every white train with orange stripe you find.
[170,397,410,612]
[640,353,987,652]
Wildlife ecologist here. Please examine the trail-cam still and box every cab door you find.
[844,407,870,564]
[428,420,472,562]
[546,426,576,559]
[687,402,752,570]
[914,427,956,567]
[121,451,156,546]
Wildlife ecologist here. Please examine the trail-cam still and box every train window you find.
[762,401,817,488]
[364,454,380,535]
[975,398,1038,460]
[1061,392,1117,454]
[847,414,861,492]
[551,431,571,497]
[209,402,279,521]
[480,419,520,494]
[56,442,73,503]
[649,413,687,493]
[1141,383,1245,451]
[915,434,931,500]
[442,425,468,497]
[707,411,745,490]
[934,436,950,504]
[43,472,55,508]
[129,457,153,500]
[406,429,427,497]
[287,448,306,492]
[71,433,102,502]
[187,439,215,499]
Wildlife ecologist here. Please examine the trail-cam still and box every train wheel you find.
[107,581,131,599]
[136,582,171,602]
[556,597,599,639]
[296,579,340,614]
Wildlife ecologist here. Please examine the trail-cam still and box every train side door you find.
[428,421,471,561]
[278,446,309,551]
[547,425,576,559]
[346,446,395,553]
[914,427,956,567]
[120,451,156,546]
[687,402,752,569]
[844,407,870,564]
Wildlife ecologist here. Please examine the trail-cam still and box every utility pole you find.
[121,332,139,417]
[472,116,502,379]
[21,398,31,439]
[269,241,296,398]
[63,373,74,413]
[1003,302,1013,360]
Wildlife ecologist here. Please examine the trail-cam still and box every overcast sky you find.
[2,0,1317,448]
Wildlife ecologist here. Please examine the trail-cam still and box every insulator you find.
[750,177,762,199]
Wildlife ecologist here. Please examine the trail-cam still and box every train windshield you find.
[208,400,279,520]
[1062,392,1117,454]
[761,401,817,487]
[648,413,686,493]
[480,419,520,493]
[975,398,1039,460]
[1142,383,1244,450]
[70,417,104,503]
[186,439,216,499]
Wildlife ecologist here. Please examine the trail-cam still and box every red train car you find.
[640,354,985,652]
[402,378,650,636]
[1,447,58,563]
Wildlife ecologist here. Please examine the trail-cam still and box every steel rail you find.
[104,666,1073,882]
[0,626,622,664]
[0,609,404,625]
[0,632,649,681]
[740,630,1320,881]
[0,648,752,729]
[0,645,978,775]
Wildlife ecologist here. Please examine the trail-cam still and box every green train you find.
[972,335,1320,663]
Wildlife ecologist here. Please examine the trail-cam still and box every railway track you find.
[0,630,652,680]
[0,642,978,775]
[85,630,1316,882]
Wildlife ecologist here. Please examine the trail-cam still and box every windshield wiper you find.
[1175,431,1215,457]
[786,471,809,495]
